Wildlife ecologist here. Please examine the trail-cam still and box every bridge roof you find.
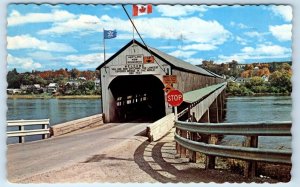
[183,83,227,103]
[96,39,217,77]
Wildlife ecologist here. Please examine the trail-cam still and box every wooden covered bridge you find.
[96,39,226,123]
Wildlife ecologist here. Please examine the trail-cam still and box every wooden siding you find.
[172,69,224,93]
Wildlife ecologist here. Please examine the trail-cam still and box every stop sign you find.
[167,89,183,107]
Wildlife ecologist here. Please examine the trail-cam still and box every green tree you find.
[70,68,80,79]
[7,68,21,88]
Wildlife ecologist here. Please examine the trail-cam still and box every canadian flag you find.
[132,4,152,16]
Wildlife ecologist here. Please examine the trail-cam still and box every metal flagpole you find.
[103,28,106,62]
[132,15,135,39]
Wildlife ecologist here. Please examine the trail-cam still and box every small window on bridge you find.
[127,95,132,104]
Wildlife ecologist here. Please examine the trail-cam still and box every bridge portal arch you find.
[107,75,166,122]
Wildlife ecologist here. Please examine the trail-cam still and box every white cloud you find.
[168,50,197,58]
[136,17,230,45]
[270,5,292,22]
[216,44,291,63]
[182,43,217,51]
[183,57,204,65]
[7,35,77,52]
[244,31,268,42]
[244,31,262,38]
[269,24,292,41]
[7,54,42,70]
[65,53,113,69]
[157,46,177,50]
[236,36,248,45]
[230,21,250,29]
[38,14,230,47]
[156,5,207,17]
[28,51,58,61]
[8,10,76,26]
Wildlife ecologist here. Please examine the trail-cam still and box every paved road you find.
[7,122,149,182]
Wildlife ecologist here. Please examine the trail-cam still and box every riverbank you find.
[226,92,291,97]
[7,94,101,99]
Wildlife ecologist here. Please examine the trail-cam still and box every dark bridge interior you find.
[109,75,166,122]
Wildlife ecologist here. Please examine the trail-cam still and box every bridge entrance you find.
[109,75,165,122]
[97,39,224,122]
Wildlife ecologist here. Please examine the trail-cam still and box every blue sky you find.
[6,4,292,72]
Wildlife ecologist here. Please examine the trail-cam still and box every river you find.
[7,98,102,144]
[221,96,292,150]
[7,98,102,125]
[7,96,292,148]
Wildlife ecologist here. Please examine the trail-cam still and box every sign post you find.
[166,89,183,121]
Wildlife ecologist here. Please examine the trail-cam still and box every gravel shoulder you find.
[13,128,284,183]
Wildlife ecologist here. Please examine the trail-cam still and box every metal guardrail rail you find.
[7,119,50,143]
[175,133,291,164]
[174,120,292,177]
[175,121,292,136]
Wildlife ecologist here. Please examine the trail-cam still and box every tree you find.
[7,68,21,88]
[70,68,80,79]
[269,71,292,93]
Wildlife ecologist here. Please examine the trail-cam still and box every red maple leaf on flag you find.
[133,4,153,16]
[139,6,146,13]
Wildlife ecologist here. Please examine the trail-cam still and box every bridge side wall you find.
[50,114,104,137]
[172,69,224,93]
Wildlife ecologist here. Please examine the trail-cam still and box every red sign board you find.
[163,75,177,84]
[167,90,183,107]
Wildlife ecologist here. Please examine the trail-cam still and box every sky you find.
[6,4,292,72]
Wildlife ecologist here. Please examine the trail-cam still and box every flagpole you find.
[132,14,135,40]
[103,28,106,62]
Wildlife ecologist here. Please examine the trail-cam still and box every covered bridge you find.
[96,39,225,123]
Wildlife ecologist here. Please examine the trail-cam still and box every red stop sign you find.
[167,90,183,107]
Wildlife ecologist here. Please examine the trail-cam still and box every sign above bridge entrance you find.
[163,75,177,84]
[167,90,183,107]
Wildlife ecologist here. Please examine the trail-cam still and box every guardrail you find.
[7,119,50,143]
[174,120,292,178]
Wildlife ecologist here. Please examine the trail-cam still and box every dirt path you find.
[13,128,279,183]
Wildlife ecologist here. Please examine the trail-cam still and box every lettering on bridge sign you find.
[109,64,160,76]
[126,55,143,64]
[163,75,177,85]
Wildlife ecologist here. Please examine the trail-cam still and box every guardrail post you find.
[19,125,25,143]
[189,112,197,162]
[244,136,258,178]
[176,128,181,155]
[42,123,48,139]
[180,130,188,158]
[206,134,217,169]
[189,132,197,163]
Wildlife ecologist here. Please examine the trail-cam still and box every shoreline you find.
[226,93,291,97]
[7,95,101,99]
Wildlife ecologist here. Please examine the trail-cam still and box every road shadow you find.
[83,154,133,163]
[133,131,277,183]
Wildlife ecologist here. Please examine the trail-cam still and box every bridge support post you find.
[244,136,258,178]
[222,91,227,120]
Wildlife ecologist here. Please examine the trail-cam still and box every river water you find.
[221,96,292,150]
[7,98,102,144]
[7,96,292,148]
[7,98,102,125]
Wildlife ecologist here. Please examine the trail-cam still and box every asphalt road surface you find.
[7,122,149,182]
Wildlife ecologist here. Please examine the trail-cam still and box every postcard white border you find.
[1,0,299,187]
